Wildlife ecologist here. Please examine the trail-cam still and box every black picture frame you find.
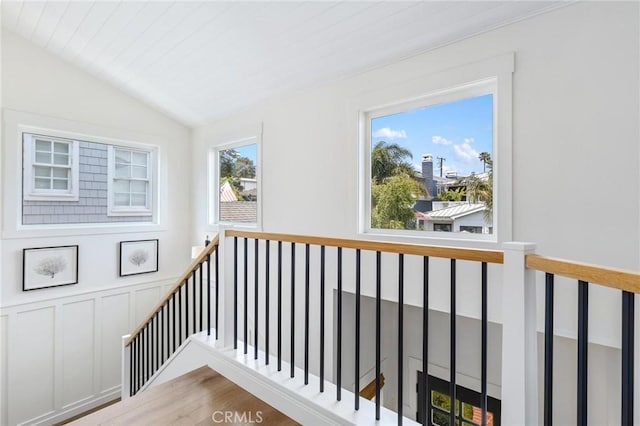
[23,245,79,291]
[119,239,159,277]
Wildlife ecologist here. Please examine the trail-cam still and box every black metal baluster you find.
[178,286,183,345]
[192,271,196,335]
[278,241,283,371]
[376,251,381,420]
[234,237,238,349]
[422,256,430,426]
[290,242,296,378]
[622,290,634,425]
[185,280,189,341]
[149,319,153,376]
[449,259,456,426]
[244,238,248,355]
[337,246,343,401]
[130,339,134,397]
[544,273,554,426]
[577,280,588,426]
[152,314,156,374]
[213,248,218,339]
[172,293,177,353]
[265,240,270,365]
[320,245,325,393]
[146,325,150,382]
[305,244,310,385]
[355,249,361,410]
[137,333,141,392]
[255,239,259,360]
[481,262,488,426]
[398,253,404,425]
[199,263,203,333]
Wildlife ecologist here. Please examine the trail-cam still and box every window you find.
[434,223,452,232]
[107,146,153,216]
[417,374,501,426]
[23,133,79,201]
[359,72,509,241]
[212,140,258,225]
[459,226,483,234]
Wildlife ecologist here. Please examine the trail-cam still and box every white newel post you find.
[121,334,131,400]
[501,242,538,425]
[219,226,236,349]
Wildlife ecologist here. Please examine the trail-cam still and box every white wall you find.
[193,1,638,344]
[193,3,639,424]
[0,31,193,425]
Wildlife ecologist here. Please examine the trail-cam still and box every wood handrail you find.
[359,374,385,400]
[225,230,504,264]
[125,235,220,346]
[526,255,640,294]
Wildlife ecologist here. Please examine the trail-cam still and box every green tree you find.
[465,154,493,222]
[219,148,240,178]
[372,174,425,229]
[438,188,464,201]
[371,141,415,184]
[234,157,256,178]
[478,151,491,173]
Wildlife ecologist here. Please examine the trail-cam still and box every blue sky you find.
[233,143,257,163]
[371,94,493,177]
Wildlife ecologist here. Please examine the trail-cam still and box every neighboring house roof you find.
[427,203,486,220]
[220,201,257,223]
[220,181,237,202]
[241,188,257,198]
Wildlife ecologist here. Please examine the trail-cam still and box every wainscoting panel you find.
[134,286,161,324]
[100,293,130,392]
[1,278,173,426]
[11,307,56,425]
[61,300,95,407]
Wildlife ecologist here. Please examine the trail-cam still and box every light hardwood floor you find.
[69,366,299,426]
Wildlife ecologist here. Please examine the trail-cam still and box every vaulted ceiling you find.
[2,1,568,126]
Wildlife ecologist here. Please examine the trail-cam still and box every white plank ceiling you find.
[2,1,568,125]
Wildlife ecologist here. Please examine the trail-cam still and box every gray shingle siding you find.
[22,141,150,225]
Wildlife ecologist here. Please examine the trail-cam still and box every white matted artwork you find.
[119,239,158,276]
[23,245,79,290]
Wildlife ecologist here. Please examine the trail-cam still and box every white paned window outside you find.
[107,146,153,216]
[23,133,79,201]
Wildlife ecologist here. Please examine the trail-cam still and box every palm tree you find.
[478,151,491,173]
[371,141,415,184]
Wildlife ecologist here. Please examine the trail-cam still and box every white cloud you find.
[373,127,407,140]
[453,141,479,163]
[432,135,453,145]
[464,137,475,144]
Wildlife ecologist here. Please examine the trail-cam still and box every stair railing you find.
[124,235,219,396]
[526,255,639,426]
[225,229,504,425]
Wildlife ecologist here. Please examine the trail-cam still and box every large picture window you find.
[362,79,498,240]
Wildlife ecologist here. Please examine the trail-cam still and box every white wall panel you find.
[134,287,160,324]
[11,308,55,425]
[0,280,169,426]
[1,315,8,426]
[100,293,130,392]
[61,300,95,407]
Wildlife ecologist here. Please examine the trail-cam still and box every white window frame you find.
[23,133,80,201]
[208,136,261,228]
[107,145,155,216]
[356,53,514,245]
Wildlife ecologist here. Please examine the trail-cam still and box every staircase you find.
[115,229,639,426]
